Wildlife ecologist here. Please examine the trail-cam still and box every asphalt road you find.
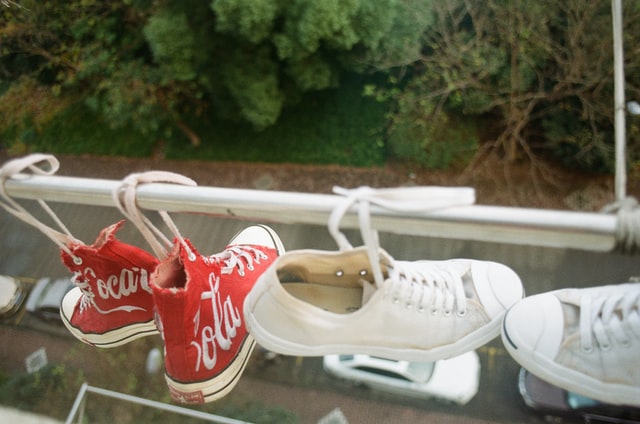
[1,191,639,422]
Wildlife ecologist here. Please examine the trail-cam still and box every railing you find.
[66,382,249,424]
[3,173,628,252]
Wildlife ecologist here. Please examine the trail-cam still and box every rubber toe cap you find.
[475,261,524,318]
[228,225,284,253]
[502,293,564,360]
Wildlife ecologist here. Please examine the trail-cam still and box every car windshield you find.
[40,279,72,307]
[355,366,409,382]
[405,362,435,383]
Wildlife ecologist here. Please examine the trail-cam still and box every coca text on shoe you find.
[0,155,160,347]
[60,220,160,347]
[152,225,283,404]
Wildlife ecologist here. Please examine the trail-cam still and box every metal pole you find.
[84,385,250,424]
[612,0,626,201]
[4,174,619,251]
[65,382,89,424]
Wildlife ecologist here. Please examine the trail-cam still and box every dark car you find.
[519,367,640,424]
[25,277,75,322]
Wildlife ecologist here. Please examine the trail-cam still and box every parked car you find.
[0,274,27,319]
[518,367,640,423]
[25,277,75,322]
[322,351,480,405]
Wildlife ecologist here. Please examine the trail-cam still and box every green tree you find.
[2,0,432,151]
[378,0,640,172]
[145,0,435,136]
[0,1,174,150]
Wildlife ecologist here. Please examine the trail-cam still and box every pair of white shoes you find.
[243,185,640,407]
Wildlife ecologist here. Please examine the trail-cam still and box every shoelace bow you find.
[329,185,474,309]
[580,286,640,352]
[211,246,268,277]
[387,261,468,315]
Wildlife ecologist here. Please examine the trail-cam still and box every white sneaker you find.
[244,186,524,361]
[502,283,640,406]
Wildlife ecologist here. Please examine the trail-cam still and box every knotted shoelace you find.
[579,285,640,352]
[113,171,198,261]
[329,185,474,312]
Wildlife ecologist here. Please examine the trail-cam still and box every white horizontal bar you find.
[4,175,619,251]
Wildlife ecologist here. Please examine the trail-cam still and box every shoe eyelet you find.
[622,339,632,348]
[456,309,467,317]
[239,270,245,277]
[392,297,400,304]
[431,308,439,315]
[359,269,368,276]
[600,343,611,351]
[443,310,452,317]
[405,303,412,309]
[247,264,255,271]
[73,256,83,265]
[582,345,593,354]
[418,307,424,313]
[336,270,344,277]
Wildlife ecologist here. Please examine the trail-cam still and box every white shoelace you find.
[211,246,268,277]
[329,185,474,311]
[113,171,198,261]
[579,285,640,352]
[72,273,96,313]
[387,260,468,315]
[0,154,83,264]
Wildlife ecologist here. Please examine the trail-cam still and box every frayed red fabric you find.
[60,220,159,346]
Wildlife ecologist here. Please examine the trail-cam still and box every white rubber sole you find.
[60,310,158,348]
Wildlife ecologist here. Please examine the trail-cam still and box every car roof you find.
[25,277,73,311]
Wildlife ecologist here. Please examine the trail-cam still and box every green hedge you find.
[8,74,388,167]
[165,73,388,166]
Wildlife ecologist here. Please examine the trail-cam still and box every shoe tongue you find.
[359,278,377,304]
[562,303,580,339]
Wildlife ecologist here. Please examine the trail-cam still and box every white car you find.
[25,277,75,322]
[322,351,480,405]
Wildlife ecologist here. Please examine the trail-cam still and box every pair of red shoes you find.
[60,222,284,404]
[0,154,284,404]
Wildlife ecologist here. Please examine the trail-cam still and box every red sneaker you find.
[60,220,160,347]
[152,225,284,404]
